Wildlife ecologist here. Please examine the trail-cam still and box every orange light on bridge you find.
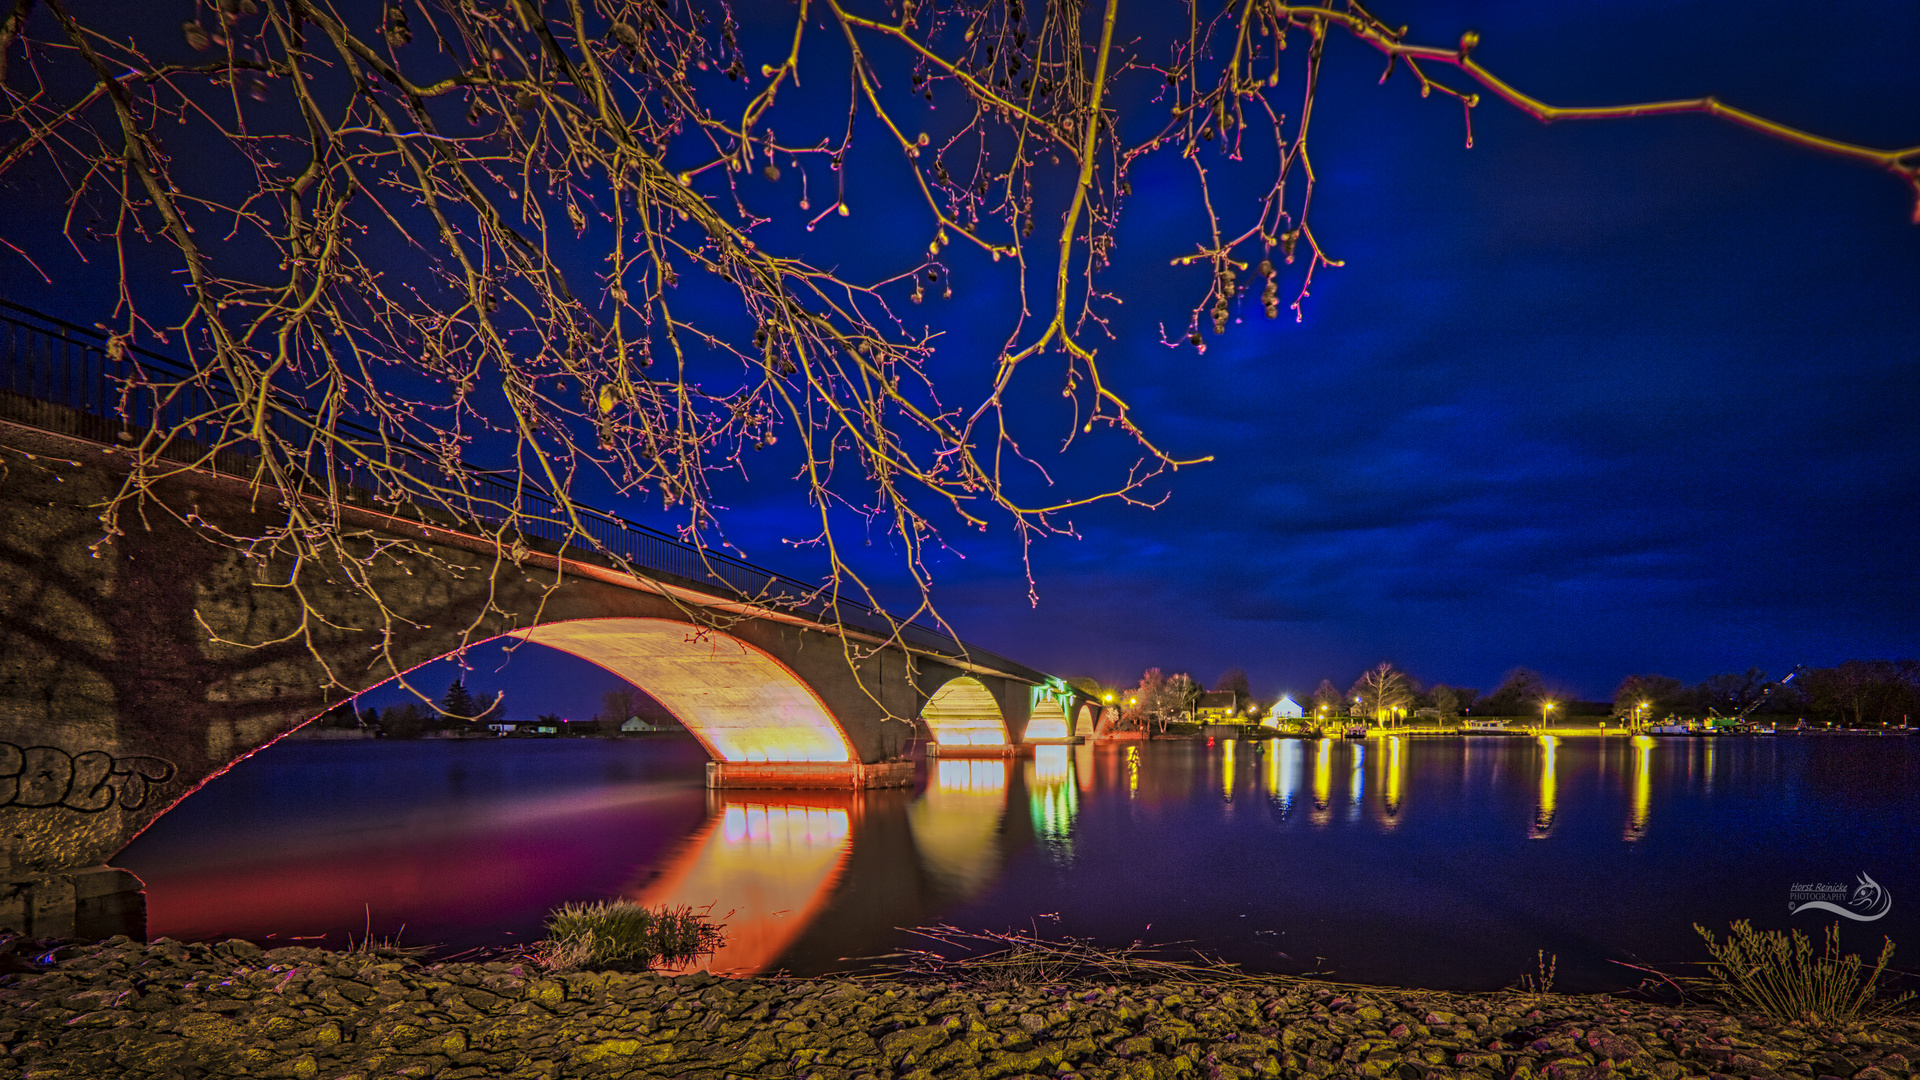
[509,619,853,763]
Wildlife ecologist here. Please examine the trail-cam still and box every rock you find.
[0,940,1910,1080]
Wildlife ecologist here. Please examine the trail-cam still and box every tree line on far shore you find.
[309,682,688,739]
[1074,659,1920,730]
[308,657,1919,741]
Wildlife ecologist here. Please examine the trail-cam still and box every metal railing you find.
[0,299,994,663]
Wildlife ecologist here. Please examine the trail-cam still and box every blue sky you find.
[7,1,1917,716]
[703,0,1920,704]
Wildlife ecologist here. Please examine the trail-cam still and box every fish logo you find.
[1790,872,1892,922]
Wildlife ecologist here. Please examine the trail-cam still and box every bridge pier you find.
[704,760,914,789]
[923,742,1020,758]
[0,866,144,941]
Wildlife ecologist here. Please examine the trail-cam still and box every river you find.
[113,733,1919,993]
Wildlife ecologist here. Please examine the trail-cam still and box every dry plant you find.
[876,923,1269,988]
[2,1,1914,701]
[1693,920,1912,1027]
[1512,948,1556,996]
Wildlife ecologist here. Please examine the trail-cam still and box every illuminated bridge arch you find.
[1024,689,1072,742]
[921,677,1013,749]
[507,618,854,763]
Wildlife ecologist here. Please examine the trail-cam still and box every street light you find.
[1541,700,1556,732]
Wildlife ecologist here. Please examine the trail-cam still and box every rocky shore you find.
[0,936,1914,1080]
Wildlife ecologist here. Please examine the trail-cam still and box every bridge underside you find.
[510,619,854,764]
[920,676,1014,757]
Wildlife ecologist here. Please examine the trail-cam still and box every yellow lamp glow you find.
[921,677,1011,747]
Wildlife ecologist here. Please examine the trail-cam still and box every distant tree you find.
[1694,668,1771,717]
[1427,685,1462,718]
[1124,668,1162,727]
[599,687,639,726]
[536,713,565,728]
[1131,668,1199,732]
[378,703,431,739]
[1480,668,1549,717]
[1311,679,1343,720]
[1455,688,1482,714]
[1612,674,1686,720]
[1067,676,1106,700]
[475,690,505,726]
[312,702,359,729]
[1349,663,1415,725]
[1172,674,1202,724]
[438,680,480,723]
[1799,660,1920,727]
[359,707,380,730]
[1212,668,1252,704]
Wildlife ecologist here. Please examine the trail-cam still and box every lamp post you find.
[1541,700,1556,734]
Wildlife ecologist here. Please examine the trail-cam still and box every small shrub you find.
[540,901,724,972]
[1694,920,1911,1026]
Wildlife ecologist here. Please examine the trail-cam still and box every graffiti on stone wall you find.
[0,743,176,812]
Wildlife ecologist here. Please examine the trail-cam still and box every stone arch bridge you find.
[0,302,1083,938]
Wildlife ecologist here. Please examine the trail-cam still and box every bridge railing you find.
[0,300,979,660]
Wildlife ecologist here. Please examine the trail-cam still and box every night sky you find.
[728,0,1920,708]
[8,1,1919,718]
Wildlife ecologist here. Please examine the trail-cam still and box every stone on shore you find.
[0,936,1913,1080]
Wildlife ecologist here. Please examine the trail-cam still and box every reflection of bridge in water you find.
[0,301,1091,937]
[645,735,1718,976]
[633,756,1041,976]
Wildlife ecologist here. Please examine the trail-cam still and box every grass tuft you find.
[538,901,724,973]
[1693,920,1912,1026]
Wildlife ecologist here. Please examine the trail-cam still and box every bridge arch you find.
[920,677,1013,749]
[1024,692,1072,742]
[507,618,854,763]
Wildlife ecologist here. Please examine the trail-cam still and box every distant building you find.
[1195,690,1241,723]
[620,717,677,734]
[1272,694,1303,719]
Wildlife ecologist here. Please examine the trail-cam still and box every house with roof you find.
[1194,690,1242,723]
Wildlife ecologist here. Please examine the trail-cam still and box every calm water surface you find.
[114,734,1919,992]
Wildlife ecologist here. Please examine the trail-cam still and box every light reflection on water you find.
[116,733,1919,992]
[639,796,852,976]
